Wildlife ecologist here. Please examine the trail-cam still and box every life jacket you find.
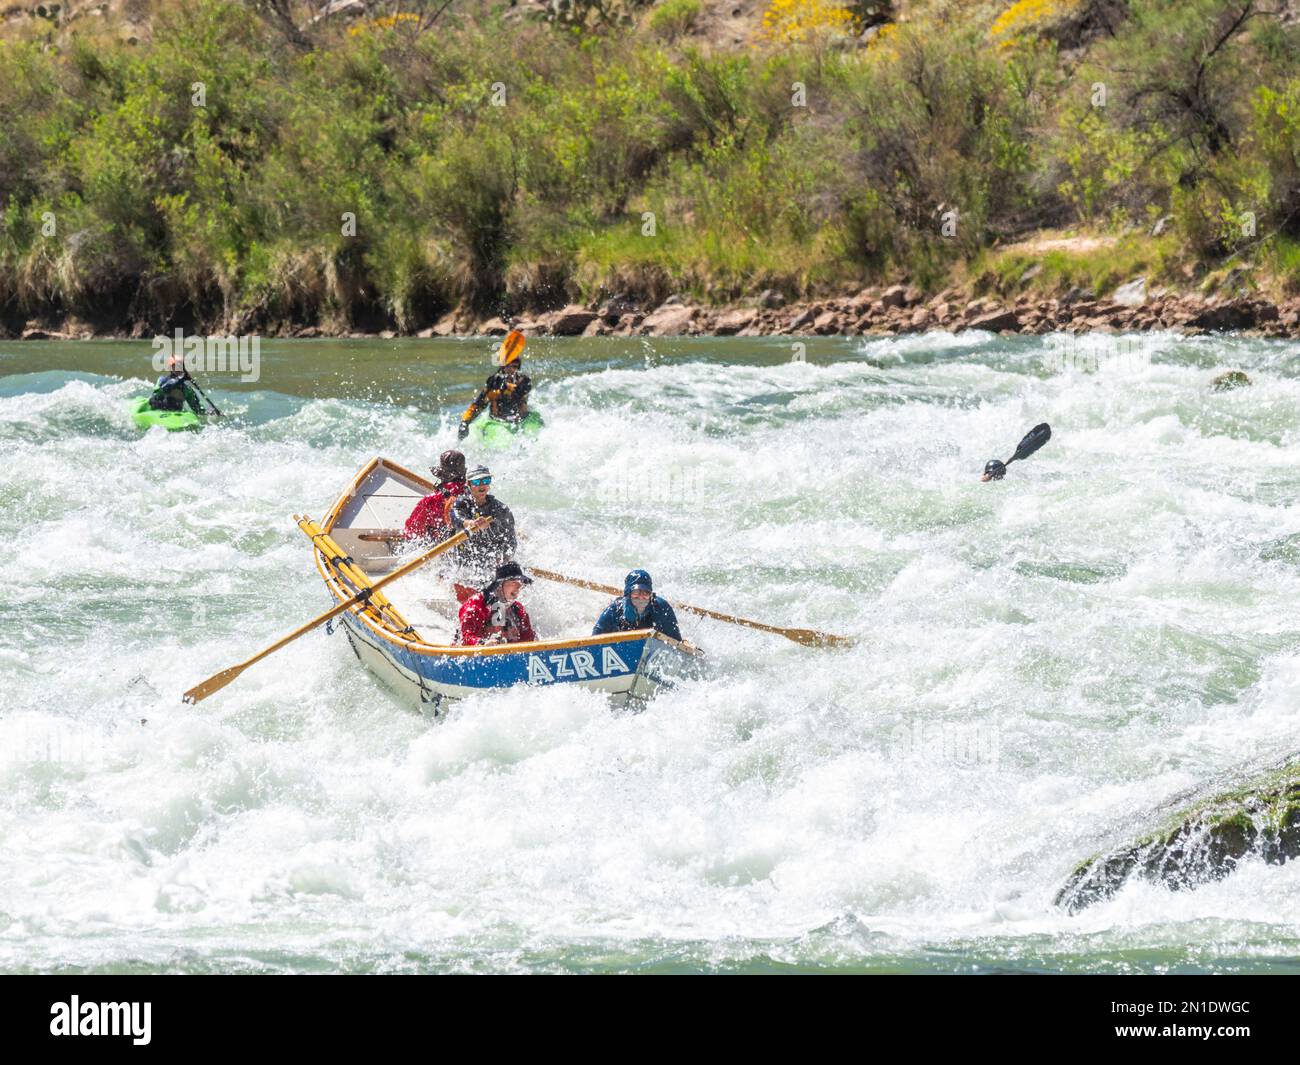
[486,371,530,420]
[455,591,534,646]
[404,481,466,541]
[150,372,191,411]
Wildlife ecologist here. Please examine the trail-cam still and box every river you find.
[2,332,1298,973]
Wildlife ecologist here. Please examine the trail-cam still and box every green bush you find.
[648,0,701,40]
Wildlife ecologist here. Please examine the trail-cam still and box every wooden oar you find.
[182,518,490,704]
[526,567,854,649]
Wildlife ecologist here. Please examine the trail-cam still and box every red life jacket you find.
[456,592,536,646]
[404,481,466,541]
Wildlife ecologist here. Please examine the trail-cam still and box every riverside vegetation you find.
[2,0,1299,338]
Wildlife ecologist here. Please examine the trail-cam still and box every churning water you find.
[2,332,1298,973]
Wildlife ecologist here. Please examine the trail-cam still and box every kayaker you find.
[404,449,468,542]
[449,464,518,581]
[457,337,531,439]
[981,423,1052,482]
[149,355,205,415]
[456,561,537,646]
[592,569,683,642]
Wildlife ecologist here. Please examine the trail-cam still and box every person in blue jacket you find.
[592,569,683,642]
[149,355,205,415]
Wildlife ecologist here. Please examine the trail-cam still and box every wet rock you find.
[430,313,458,337]
[638,303,695,335]
[880,284,908,309]
[1211,370,1252,391]
[597,295,639,321]
[715,309,757,335]
[965,309,1021,332]
[787,307,817,331]
[549,305,598,336]
[1185,301,1267,331]
[1113,277,1147,306]
[813,310,843,334]
[1056,756,1300,914]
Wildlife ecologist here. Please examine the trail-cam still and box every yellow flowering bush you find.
[348,12,422,37]
[760,0,854,44]
[988,0,1080,49]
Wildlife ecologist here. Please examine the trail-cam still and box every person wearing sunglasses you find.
[449,464,518,582]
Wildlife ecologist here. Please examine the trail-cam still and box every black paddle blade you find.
[1010,422,1051,463]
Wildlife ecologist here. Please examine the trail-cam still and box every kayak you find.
[466,410,543,448]
[129,397,202,432]
[306,456,703,716]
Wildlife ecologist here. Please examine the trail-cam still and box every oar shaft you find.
[183,520,487,704]
[525,567,850,647]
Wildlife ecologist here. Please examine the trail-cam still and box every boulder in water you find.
[1211,370,1252,391]
[1056,757,1300,913]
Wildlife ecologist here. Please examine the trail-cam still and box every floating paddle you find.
[527,567,854,649]
[181,518,490,704]
[982,422,1051,481]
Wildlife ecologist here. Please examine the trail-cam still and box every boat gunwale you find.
[311,456,679,659]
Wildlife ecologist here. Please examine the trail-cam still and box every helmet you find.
[981,459,1007,482]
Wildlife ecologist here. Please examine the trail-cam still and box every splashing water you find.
[1,333,1298,973]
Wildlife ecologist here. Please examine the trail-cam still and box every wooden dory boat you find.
[307,457,703,716]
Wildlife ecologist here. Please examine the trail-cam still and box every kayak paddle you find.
[190,377,223,417]
[982,422,1051,481]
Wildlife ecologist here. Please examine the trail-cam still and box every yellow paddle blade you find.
[182,664,247,704]
[497,329,525,366]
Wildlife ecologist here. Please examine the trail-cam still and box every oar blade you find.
[788,628,856,648]
[182,663,247,704]
[1010,422,1051,463]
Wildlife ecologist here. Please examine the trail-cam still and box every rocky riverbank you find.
[10,284,1300,342]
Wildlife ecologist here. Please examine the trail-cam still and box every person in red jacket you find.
[456,562,537,646]
[405,450,467,542]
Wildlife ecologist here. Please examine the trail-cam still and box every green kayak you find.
[129,397,203,432]
[465,410,544,448]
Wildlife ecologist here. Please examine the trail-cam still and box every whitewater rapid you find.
[1,332,1298,972]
